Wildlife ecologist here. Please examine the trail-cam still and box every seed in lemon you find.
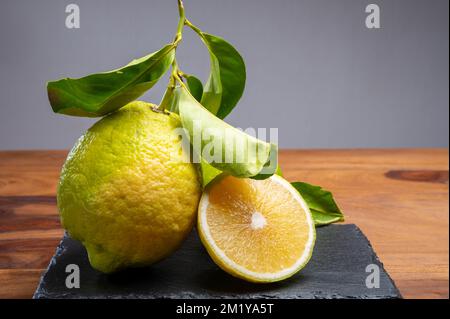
[198,174,315,283]
[57,101,201,273]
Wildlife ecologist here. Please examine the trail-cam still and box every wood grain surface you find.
[0,149,448,299]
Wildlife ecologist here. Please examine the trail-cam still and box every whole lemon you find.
[57,101,201,273]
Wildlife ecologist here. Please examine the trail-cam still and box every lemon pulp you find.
[198,174,315,283]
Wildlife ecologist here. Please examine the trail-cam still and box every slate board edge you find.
[349,226,402,299]
[33,224,402,299]
[33,235,67,299]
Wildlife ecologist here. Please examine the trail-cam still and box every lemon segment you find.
[198,175,315,283]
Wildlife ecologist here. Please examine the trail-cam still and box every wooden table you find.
[0,149,448,299]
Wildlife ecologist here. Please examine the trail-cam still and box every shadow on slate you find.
[33,224,401,299]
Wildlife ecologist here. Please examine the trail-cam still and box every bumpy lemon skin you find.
[57,101,201,273]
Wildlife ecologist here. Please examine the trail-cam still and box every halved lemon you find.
[198,174,316,283]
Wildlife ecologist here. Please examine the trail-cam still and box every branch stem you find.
[185,19,203,37]
[171,0,186,81]
[159,0,188,111]
[174,0,185,44]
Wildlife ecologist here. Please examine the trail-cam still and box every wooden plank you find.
[0,269,44,299]
[280,149,449,299]
[0,149,448,299]
[0,150,66,196]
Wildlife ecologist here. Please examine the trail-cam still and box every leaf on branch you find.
[47,44,175,117]
[185,75,203,102]
[197,33,246,119]
[176,85,276,179]
[291,182,345,227]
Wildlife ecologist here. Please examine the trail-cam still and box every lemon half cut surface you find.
[198,174,316,283]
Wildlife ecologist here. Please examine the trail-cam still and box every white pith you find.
[250,211,267,230]
[199,175,315,281]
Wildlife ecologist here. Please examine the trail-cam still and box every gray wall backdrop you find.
[0,0,448,149]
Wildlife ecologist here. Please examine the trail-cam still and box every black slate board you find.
[33,224,401,299]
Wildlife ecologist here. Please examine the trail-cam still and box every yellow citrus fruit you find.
[198,174,315,283]
[57,101,201,273]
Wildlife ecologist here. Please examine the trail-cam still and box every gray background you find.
[0,0,448,149]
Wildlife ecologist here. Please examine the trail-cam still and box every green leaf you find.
[275,165,283,177]
[176,85,275,178]
[201,52,222,115]
[200,160,222,187]
[159,85,180,114]
[199,33,246,119]
[185,75,204,102]
[200,157,279,188]
[249,144,279,180]
[291,182,345,227]
[47,44,175,117]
